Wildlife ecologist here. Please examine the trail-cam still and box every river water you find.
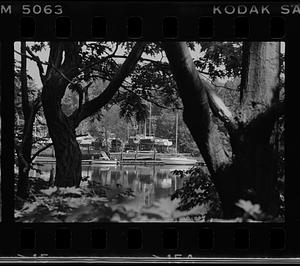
[30,164,195,222]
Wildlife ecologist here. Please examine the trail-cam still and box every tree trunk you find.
[16,42,36,201]
[40,42,83,187]
[42,42,145,187]
[233,42,281,215]
[42,74,82,187]
[163,42,281,218]
[16,116,34,200]
[42,96,82,187]
[53,125,82,187]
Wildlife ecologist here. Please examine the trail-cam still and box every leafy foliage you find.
[15,173,194,222]
[171,166,284,222]
[195,42,243,80]
[119,91,149,123]
[171,165,222,221]
[15,176,135,222]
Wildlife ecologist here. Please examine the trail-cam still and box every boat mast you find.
[149,102,152,136]
[175,111,178,154]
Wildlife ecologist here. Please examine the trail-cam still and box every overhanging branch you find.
[25,46,45,85]
[70,42,146,126]
[20,42,31,120]
[200,75,238,134]
[30,143,53,163]
[82,72,182,111]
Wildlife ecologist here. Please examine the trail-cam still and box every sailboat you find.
[160,112,197,166]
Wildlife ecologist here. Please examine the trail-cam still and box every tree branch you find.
[20,42,31,119]
[50,61,74,84]
[200,75,238,134]
[112,54,210,75]
[15,145,30,173]
[211,81,238,91]
[30,133,94,163]
[162,42,231,176]
[239,42,251,104]
[45,42,64,82]
[77,43,120,76]
[30,143,53,163]
[77,82,92,117]
[33,97,42,113]
[25,46,45,85]
[84,72,182,111]
[113,55,168,66]
[70,42,146,126]
[43,42,82,105]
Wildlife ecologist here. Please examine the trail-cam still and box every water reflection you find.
[30,164,193,220]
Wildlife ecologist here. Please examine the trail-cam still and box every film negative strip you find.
[0,0,299,263]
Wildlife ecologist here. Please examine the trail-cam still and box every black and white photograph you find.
[14,41,285,222]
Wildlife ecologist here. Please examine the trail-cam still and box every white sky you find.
[14,42,285,89]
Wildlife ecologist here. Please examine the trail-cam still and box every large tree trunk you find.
[42,42,145,187]
[233,42,281,215]
[16,42,36,200]
[163,42,239,217]
[163,42,282,218]
[41,42,83,187]
[47,116,81,187]
[42,70,82,187]
[16,115,34,200]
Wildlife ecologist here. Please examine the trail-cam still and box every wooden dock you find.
[119,160,164,165]
[33,152,203,166]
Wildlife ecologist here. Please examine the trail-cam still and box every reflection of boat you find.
[161,156,197,165]
[95,167,111,171]
[157,178,172,189]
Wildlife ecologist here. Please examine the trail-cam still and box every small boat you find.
[92,159,118,165]
[160,112,197,166]
[33,156,56,163]
[161,156,197,165]
[91,151,118,165]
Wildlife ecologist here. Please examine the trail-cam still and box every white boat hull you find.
[161,157,197,165]
[33,157,56,163]
[91,160,118,165]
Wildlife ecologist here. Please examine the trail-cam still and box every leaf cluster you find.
[171,165,222,220]
[195,42,243,80]
[118,91,149,123]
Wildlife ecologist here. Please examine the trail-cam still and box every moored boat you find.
[91,151,118,165]
[161,156,197,165]
[92,158,118,165]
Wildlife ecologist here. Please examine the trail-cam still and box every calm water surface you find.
[31,164,193,221]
